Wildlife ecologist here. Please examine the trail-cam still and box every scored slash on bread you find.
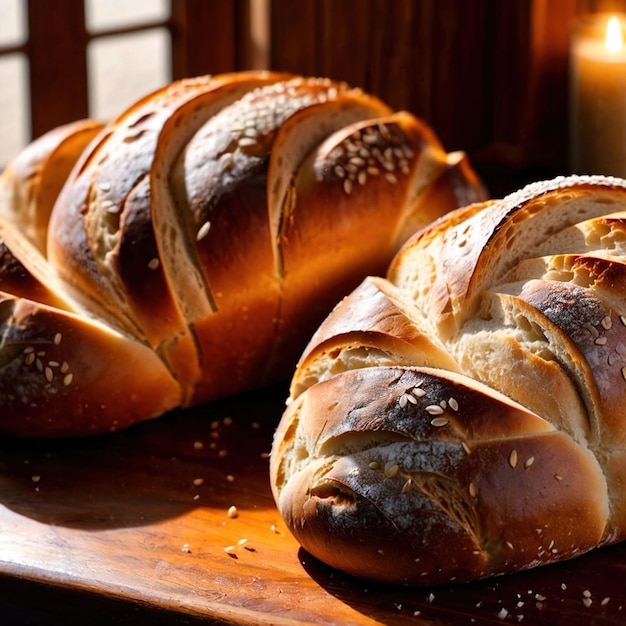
[270,175,626,585]
[0,71,485,436]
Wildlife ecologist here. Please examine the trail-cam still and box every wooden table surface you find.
[0,382,625,625]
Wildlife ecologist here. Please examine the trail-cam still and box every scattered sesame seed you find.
[227,505,238,518]
[193,478,204,486]
[402,478,413,494]
[384,463,400,478]
[238,137,257,147]
[24,353,35,366]
[621,316,626,326]
[425,404,444,415]
[462,441,471,455]
[147,258,159,270]
[595,336,608,346]
[193,441,204,450]
[509,449,518,468]
[98,182,111,192]
[430,416,449,427]
[44,367,53,383]
[60,361,69,373]
[196,221,211,241]
[448,397,459,412]
[63,373,73,387]
[54,333,62,345]
[343,178,353,195]
[369,461,380,470]
[498,608,508,620]
[469,482,478,497]
[525,456,535,468]
[181,543,191,553]
[602,316,613,330]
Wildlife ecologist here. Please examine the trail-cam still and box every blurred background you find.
[2,0,626,195]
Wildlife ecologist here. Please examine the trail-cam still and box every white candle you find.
[569,14,626,176]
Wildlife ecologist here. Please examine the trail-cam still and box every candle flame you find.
[606,16,623,53]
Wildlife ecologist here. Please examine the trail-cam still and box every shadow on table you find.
[0,382,288,530]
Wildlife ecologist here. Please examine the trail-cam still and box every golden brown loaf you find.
[0,71,485,437]
[270,175,626,585]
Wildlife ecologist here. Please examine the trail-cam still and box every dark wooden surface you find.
[1,382,626,625]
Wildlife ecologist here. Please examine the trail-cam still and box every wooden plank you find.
[268,0,319,76]
[26,0,89,139]
[1,384,626,624]
[170,0,238,78]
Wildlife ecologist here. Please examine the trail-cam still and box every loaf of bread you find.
[0,71,485,437]
[270,175,626,585]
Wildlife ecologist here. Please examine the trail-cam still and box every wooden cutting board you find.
[0,382,625,625]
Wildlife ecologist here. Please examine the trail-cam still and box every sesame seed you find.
[506,541,514,550]
[45,367,53,383]
[147,258,159,270]
[63,373,73,387]
[196,221,211,241]
[462,441,471,455]
[343,178,353,195]
[237,538,248,547]
[602,316,613,330]
[384,172,398,184]
[402,478,412,494]
[334,165,346,179]
[622,366,626,382]
[238,137,257,147]
[54,333,62,345]
[384,463,400,478]
[469,482,478,497]
[412,387,426,397]
[227,505,238,518]
[621,316,626,326]
[368,461,380,470]
[48,360,59,367]
[60,361,69,373]
[448,397,459,412]
[35,359,43,372]
[24,353,35,366]
[193,478,204,486]
[525,456,535,468]
[98,182,111,192]
[425,404,444,415]
[224,545,237,554]
[509,449,518,468]
[23,346,34,354]
[595,336,608,345]
[398,394,408,408]
[430,416,449,427]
